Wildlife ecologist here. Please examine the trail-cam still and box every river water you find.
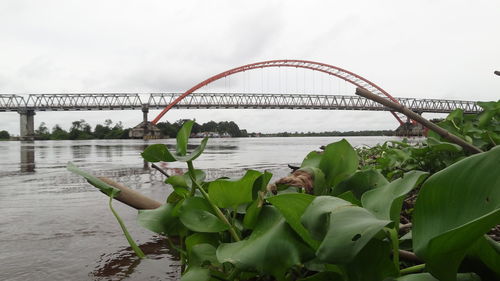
[0,136,402,281]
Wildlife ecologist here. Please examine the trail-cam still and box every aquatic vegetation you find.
[69,103,500,281]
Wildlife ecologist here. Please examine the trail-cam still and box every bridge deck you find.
[0,93,481,114]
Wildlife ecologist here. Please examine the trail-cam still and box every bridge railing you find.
[0,93,481,114]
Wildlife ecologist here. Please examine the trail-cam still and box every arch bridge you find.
[0,59,482,140]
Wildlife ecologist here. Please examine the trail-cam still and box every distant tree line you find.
[0,119,248,140]
[1,120,394,140]
[262,130,395,137]
[34,119,130,140]
[157,120,248,138]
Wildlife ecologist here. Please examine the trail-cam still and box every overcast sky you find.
[1,0,499,135]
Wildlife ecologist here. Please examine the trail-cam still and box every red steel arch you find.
[151,59,404,125]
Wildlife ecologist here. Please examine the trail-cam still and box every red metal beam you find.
[151,59,404,125]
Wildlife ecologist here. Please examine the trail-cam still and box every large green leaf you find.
[361,171,428,222]
[137,203,186,236]
[427,137,463,153]
[301,151,323,168]
[319,139,359,188]
[141,143,177,162]
[180,267,210,281]
[208,170,262,208]
[301,196,391,263]
[267,193,320,249]
[333,169,389,198]
[413,146,500,281]
[179,197,228,233]
[344,239,398,281]
[465,235,500,279]
[216,206,314,281]
[176,120,194,156]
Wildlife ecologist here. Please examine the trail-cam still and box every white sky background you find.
[1,0,499,135]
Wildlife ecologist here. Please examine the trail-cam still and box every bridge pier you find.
[142,104,149,137]
[19,109,36,141]
[142,104,149,123]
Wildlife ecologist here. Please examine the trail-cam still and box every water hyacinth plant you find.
[69,103,500,281]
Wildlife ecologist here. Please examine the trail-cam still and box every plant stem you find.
[108,195,146,258]
[186,161,241,242]
[386,227,400,274]
[187,161,197,196]
[400,264,426,275]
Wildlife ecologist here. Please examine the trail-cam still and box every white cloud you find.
[0,0,499,134]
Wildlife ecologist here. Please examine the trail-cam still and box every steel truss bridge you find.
[0,92,481,114]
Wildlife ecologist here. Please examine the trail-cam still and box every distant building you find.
[129,121,162,139]
[193,132,231,138]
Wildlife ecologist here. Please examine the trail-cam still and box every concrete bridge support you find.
[19,109,36,141]
[142,104,149,137]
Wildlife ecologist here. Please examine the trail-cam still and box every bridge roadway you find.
[0,92,481,113]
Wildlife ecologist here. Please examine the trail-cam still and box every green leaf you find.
[391,273,481,281]
[216,206,315,280]
[319,139,359,188]
[190,243,219,267]
[208,170,262,208]
[301,151,323,168]
[176,120,194,156]
[301,196,391,263]
[267,193,320,249]
[180,267,210,281]
[465,236,500,278]
[344,239,398,281]
[179,197,229,233]
[185,233,219,254]
[243,199,262,230]
[251,170,273,199]
[67,162,120,197]
[337,191,362,206]
[166,175,189,188]
[137,203,186,235]
[141,144,177,162]
[300,196,352,241]
[333,169,389,199]
[141,136,208,163]
[361,171,428,222]
[175,137,208,162]
[426,137,463,153]
[413,146,500,281]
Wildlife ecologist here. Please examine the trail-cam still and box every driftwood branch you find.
[355,88,483,154]
[98,177,162,210]
[151,163,170,178]
[399,250,423,263]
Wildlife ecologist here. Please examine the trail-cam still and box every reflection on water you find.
[92,237,180,281]
[20,142,35,173]
[0,136,407,280]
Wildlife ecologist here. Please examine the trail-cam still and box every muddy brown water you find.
[0,136,403,280]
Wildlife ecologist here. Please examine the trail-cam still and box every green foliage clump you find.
[70,105,500,281]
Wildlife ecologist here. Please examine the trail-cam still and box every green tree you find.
[201,121,218,132]
[69,119,92,140]
[0,130,10,139]
[51,125,69,140]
